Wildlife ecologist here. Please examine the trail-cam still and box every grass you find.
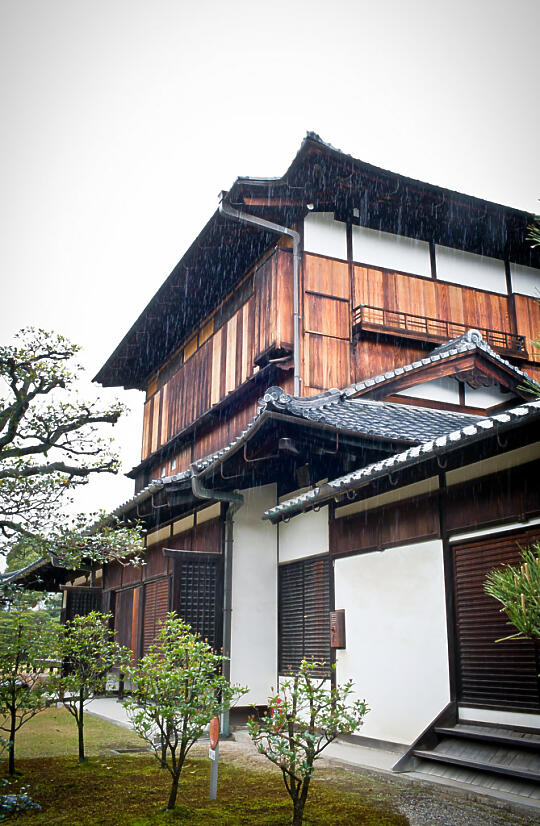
[1,707,408,825]
[11,707,147,759]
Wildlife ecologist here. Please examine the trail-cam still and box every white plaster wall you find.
[435,245,507,293]
[464,383,508,409]
[278,507,329,563]
[230,484,278,705]
[303,212,347,260]
[396,376,460,404]
[510,262,540,298]
[352,225,431,277]
[334,539,450,745]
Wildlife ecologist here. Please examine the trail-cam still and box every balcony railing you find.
[352,304,527,357]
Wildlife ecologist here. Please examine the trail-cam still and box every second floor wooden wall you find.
[139,240,540,478]
[141,248,293,463]
[301,253,540,393]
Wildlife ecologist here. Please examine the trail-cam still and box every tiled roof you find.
[110,331,538,521]
[342,329,540,398]
[263,400,540,522]
[110,412,264,518]
[259,386,480,443]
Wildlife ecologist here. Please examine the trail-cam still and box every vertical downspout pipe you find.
[219,197,302,397]
[191,468,243,737]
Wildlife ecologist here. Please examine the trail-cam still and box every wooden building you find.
[52,134,540,788]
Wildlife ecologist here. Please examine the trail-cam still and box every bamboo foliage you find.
[484,543,540,642]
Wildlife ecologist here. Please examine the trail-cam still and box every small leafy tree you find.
[248,660,369,826]
[0,593,60,774]
[484,542,540,641]
[124,613,247,811]
[52,611,130,763]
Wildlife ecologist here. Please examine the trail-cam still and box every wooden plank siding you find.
[329,457,540,559]
[352,265,540,384]
[303,254,351,392]
[330,492,440,556]
[103,517,222,594]
[514,293,540,366]
[353,266,512,333]
[445,460,540,534]
[141,249,293,462]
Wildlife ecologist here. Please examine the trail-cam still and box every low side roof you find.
[258,386,480,443]
[263,400,540,523]
[1,557,87,591]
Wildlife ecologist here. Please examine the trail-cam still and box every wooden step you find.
[413,749,540,783]
[435,724,540,751]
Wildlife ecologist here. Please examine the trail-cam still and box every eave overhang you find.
[1,557,90,591]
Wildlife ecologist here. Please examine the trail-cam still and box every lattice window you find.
[64,588,102,622]
[176,554,222,652]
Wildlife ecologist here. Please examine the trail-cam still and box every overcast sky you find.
[1,0,539,516]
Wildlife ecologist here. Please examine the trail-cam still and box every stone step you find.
[435,724,540,751]
[413,748,540,784]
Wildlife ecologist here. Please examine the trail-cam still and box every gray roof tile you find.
[260,387,480,444]
[263,401,540,522]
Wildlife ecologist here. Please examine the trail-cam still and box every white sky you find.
[1,0,539,516]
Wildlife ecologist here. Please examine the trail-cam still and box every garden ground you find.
[1,707,537,825]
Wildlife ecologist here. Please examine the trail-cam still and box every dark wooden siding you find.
[278,556,331,678]
[114,589,134,652]
[330,493,440,556]
[446,461,540,535]
[453,527,540,713]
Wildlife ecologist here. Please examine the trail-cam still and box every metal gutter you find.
[191,468,243,738]
[219,196,302,396]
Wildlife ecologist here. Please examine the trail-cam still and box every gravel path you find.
[394,785,538,826]
[202,732,540,826]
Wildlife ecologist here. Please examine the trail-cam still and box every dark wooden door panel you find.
[453,528,540,713]
[114,589,134,651]
[142,578,170,655]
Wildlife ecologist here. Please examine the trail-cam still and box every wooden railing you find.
[352,304,527,356]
